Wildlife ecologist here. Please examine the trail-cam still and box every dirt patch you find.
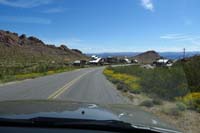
[125,92,200,133]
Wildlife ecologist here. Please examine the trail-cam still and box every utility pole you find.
[183,48,186,59]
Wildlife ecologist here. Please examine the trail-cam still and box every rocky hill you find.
[132,50,161,64]
[0,30,88,64]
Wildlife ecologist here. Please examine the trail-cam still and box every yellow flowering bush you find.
[103,68,141,91]
[103,69,114,76]
[46,70,55,75]
[15,73,43,80]
[180,92,200,112]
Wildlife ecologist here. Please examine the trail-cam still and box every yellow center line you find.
[47,70,92,100]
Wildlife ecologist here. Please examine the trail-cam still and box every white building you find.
[154,59,173,67]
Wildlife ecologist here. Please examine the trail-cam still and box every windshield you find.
[0,0,199,133]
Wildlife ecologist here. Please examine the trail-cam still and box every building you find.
[73,60,86,66]
[131,59,138,64]
[105,56,119,64]
[89,57,104,65]
[153,59,173,67]
[125,58,131,64]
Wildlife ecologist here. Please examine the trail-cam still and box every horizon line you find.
[85,51,200,54]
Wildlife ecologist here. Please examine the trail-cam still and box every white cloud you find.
[141,0,154,12]
[42,7,67,13]
[0,0,52,8]
[160,33,200,47]
[160,34,189,39]
[0,16,51,24]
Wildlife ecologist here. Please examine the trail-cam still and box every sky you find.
[0,0,200,53]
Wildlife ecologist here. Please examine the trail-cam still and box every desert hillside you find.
[0,30,88,64]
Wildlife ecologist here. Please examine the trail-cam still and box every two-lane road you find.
[0,67,130,104]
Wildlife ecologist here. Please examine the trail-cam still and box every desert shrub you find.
[152,99,163,105]
[116,82,128,92]
[176,102,187,111]
[0,75,16,82]
[129,89,141,94]
[139,100,154,107]
[140,67,188,100]
[110,78,119,84]
[178,56,200,92]
[162,107,182,116]
[107,65,189,100]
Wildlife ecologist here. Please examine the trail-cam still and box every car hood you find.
[0,100,180,133]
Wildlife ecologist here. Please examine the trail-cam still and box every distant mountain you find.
[0,30,88,64]
[86,52,140,58]
[87,51,200,59]
[159,52,200,59]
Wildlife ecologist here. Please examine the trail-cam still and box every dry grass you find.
[0,67,76,83]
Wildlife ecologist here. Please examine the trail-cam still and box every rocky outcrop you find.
[0,30,88,63]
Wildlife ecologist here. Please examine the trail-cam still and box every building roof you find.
[157,59,169,63]
[89,58,102,63]
[74,60,81,64]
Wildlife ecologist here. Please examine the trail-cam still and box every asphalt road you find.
[0,67,130,104]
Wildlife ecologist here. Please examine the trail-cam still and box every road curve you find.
[0,67,130,104]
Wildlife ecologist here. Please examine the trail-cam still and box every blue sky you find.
[0,0,200,53]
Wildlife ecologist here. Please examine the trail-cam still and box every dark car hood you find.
[0,100,180,133]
